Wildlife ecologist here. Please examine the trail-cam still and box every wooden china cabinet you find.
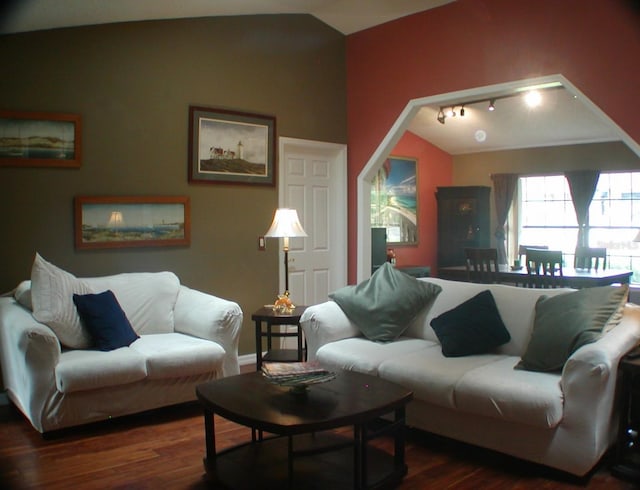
[436,186,491,268]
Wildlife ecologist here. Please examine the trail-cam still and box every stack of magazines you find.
[261,362,336,387]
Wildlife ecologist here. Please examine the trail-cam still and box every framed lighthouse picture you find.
[188,106,276,186]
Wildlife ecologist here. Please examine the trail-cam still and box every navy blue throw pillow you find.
[430,290,511,357]
[73,290,139,351]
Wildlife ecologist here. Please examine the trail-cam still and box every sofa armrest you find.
[0,297,61,432]
[299,301,361,361]
[173,286,243,376]
[560,303,640,442]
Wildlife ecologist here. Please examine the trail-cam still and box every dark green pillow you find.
[430,290,511,357]
[517,284,629,372]
[329,263,442,342]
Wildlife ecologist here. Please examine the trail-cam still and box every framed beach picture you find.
[74,196,190,250]
[370,156,418,245]
[0,110,81,168]
[188,106,276,186]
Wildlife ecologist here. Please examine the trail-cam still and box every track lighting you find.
[434,85,563,124]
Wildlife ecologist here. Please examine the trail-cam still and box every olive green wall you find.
[451,141,640,247]
[0,15,346,357]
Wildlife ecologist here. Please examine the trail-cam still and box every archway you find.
[356,74,640,282]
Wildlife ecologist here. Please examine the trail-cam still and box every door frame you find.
[278,137,348,298]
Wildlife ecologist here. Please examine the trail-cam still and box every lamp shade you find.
[108,211,124,227]
[264,208,307,238]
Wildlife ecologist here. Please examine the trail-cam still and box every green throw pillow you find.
[430,290,511,357]
[329,263,442,342]
[517,284,629,372]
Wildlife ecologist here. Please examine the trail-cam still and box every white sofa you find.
[0,260,243,434]
[300,277,640,476]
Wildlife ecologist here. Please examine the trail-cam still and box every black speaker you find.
[371,227,387,271]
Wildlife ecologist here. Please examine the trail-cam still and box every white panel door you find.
[278,138,347,309]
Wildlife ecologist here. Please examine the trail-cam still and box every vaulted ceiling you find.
[1,0,626,155]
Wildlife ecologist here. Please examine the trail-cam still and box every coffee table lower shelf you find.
[204,430,407,490]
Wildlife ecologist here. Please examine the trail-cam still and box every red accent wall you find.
[346,0,640,283]
[389,132,452,273]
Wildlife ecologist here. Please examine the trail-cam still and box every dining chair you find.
[518,244,549,265]
[574,246,607,270]
[464,248,499,284]
[525,248,564,288]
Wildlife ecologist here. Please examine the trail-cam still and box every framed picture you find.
[0,110,81,168]
[188,105,276,186]
[370,156,418,245]
[74,196,190,250]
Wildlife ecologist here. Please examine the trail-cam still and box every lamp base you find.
[273,292,296,314]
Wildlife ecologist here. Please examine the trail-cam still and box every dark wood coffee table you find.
[196,370,413,489]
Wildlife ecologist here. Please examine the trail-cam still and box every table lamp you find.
[264,208,307,311]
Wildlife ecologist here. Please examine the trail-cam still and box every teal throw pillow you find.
[517,284,629,372]
[430,290,511,357]
[73,290,139,351]
[329,263,442,342]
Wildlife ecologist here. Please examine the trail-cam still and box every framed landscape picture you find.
[0,110,81,168]
[370,156,418,245]
[188,106,276,186]
[75,196,190,250]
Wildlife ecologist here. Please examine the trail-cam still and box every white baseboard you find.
[238,353,258,367]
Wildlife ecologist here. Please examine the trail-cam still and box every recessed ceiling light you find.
[524,90,542,108]
[475,129,487,142]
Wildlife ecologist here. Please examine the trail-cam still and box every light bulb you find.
[524,90,542,108]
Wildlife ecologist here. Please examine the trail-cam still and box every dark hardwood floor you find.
[0,387,636,489]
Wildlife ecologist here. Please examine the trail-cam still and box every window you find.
[518,172,640,283]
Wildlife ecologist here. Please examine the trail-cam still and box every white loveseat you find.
[0,257,243,434]
[300,277,640,476]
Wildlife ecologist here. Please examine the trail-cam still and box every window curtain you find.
[565,170,600,248]
[491,173,518,264]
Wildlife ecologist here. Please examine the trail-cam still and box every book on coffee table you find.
[261,361,336,386]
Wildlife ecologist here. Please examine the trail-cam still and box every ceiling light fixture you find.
[434,85,564,124]
[524,90,542,108]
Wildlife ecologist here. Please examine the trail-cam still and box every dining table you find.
[437,264,633,288]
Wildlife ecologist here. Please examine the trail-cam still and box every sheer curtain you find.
[565,170,600,248]
[491,173,518,264]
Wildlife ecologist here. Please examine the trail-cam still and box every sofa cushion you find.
[30,253,94,349]
[517,284,629,372]
[454,357,564,428]
[430,290,511,357]
[406,278,572,356]
[84,272,180,335]
[129,333,225,379]
[329,263,442,342]
[316,337,437,375]
[378,348,506,410]
[73,290,139,351]
[55,348,147,394]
